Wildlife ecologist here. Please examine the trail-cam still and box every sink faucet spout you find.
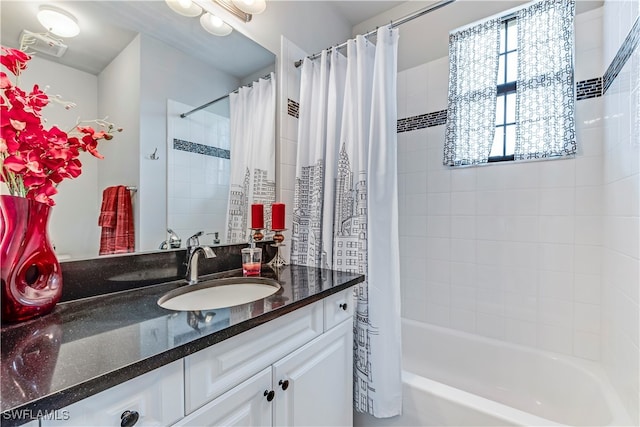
[185,246,216,285]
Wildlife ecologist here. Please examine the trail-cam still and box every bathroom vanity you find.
[0,263,363,426]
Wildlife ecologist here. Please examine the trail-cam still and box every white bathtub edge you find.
[402,371,564,427]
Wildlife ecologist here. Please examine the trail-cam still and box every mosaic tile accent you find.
[603,16,639,94]
[173,138,230,159]
[397,110,447,133]
[576,77,603,100]
[396,77,604,134]
[288,98,300,118]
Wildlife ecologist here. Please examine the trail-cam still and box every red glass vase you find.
[1,195,62,323]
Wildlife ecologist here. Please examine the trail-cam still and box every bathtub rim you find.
[401,318,633,426]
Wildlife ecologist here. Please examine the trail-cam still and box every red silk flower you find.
[0,45,120,206]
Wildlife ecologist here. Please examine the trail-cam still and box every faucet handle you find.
[167,228,181,248]
[187,231,204,249]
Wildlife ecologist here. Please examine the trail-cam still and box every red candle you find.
[251,204,264,229]
[272,203,285,230]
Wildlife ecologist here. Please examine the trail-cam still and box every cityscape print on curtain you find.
[226,74,276,243]
[291,26,402,418]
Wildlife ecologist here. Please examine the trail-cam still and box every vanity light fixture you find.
[231,0,266,15]
[200,12,233,36]
[36,6,80,38]
[209,0,253,23]
[165,0,203,17]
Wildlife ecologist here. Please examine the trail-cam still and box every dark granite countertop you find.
[0,264,363,425]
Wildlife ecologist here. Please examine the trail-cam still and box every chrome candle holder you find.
[267,228,287,268]
[250,228,264,245]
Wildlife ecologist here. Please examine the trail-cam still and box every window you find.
[490,18,517,162]
[444,0,576,166]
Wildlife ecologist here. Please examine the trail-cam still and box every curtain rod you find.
[180,73,272,118]
[294,0,456,68]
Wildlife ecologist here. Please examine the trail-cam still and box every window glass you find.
[506,51,518,82]
[506,93,516,123]
[496,95,505,124]
[506,19,518,51]
[490,130,503,157]
[506,124,516,155]
[497,55,506,85]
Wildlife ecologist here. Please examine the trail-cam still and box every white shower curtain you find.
[226,73,276,243]
[291,27,402,418]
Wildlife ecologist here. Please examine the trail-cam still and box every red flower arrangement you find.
[0,46,121,206]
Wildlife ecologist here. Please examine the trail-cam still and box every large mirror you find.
[0,1,276,260]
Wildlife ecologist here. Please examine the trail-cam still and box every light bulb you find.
[200,12,232,36]
[37,6,80,38]
[231,0,266,14]
[165,0,202,17]
[209,14,224,27]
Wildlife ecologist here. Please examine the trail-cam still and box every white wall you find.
[22,56,100,259]
[96,33,242,253]
[138,34,239,252]
[98,35,142,252]
[601,1,640,423]
[396,7,606,360]
[166,100,230,246]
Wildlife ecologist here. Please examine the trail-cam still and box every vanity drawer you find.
[184,301,322,414]
[41,360,184,426]
[323,287,355,331]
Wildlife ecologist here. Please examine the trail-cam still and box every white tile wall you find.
[277,36,309,262]
[166,100,230,245]
[602,1,640,423]
[397,8,608,364]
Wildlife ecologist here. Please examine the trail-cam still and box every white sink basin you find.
[158,277,281,311]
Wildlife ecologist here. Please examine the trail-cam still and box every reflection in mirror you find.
[0,1,276,260]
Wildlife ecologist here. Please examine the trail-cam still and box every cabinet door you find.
[184,301,322,413]
[273,319,353,427]
[174,367,272,427]
[41,360,184,426]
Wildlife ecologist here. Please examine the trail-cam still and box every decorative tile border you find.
[396,77,607,133]
[173,138,230,159]
[287,98,299,118]
[603,16,639,94]
[397,110,447,133]
[289,73,616,134]
[576,77,602,100]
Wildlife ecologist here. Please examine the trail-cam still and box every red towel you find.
[99,186,134,255]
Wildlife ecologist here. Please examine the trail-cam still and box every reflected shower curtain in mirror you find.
[226,73,276,243]
[291,27,402,417]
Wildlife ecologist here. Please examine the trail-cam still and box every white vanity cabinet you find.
[176,318,352,427]
[174,367,273,427]
[40,288,355,427]
[323,287,355,330]
[178,290,354,427]
[273,319,353,426]
[183,302,324,414]
[41,360,184,427]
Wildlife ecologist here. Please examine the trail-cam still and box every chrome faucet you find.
[187,231,203,248]
[159,228,182,249]
[185,245,216,285]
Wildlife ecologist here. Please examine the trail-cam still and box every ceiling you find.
[331,1,405,25]
[0,1,406,78]
[0,1,276,78]
[1,1,604,77]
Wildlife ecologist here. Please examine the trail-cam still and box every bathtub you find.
[355,319,632,427]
